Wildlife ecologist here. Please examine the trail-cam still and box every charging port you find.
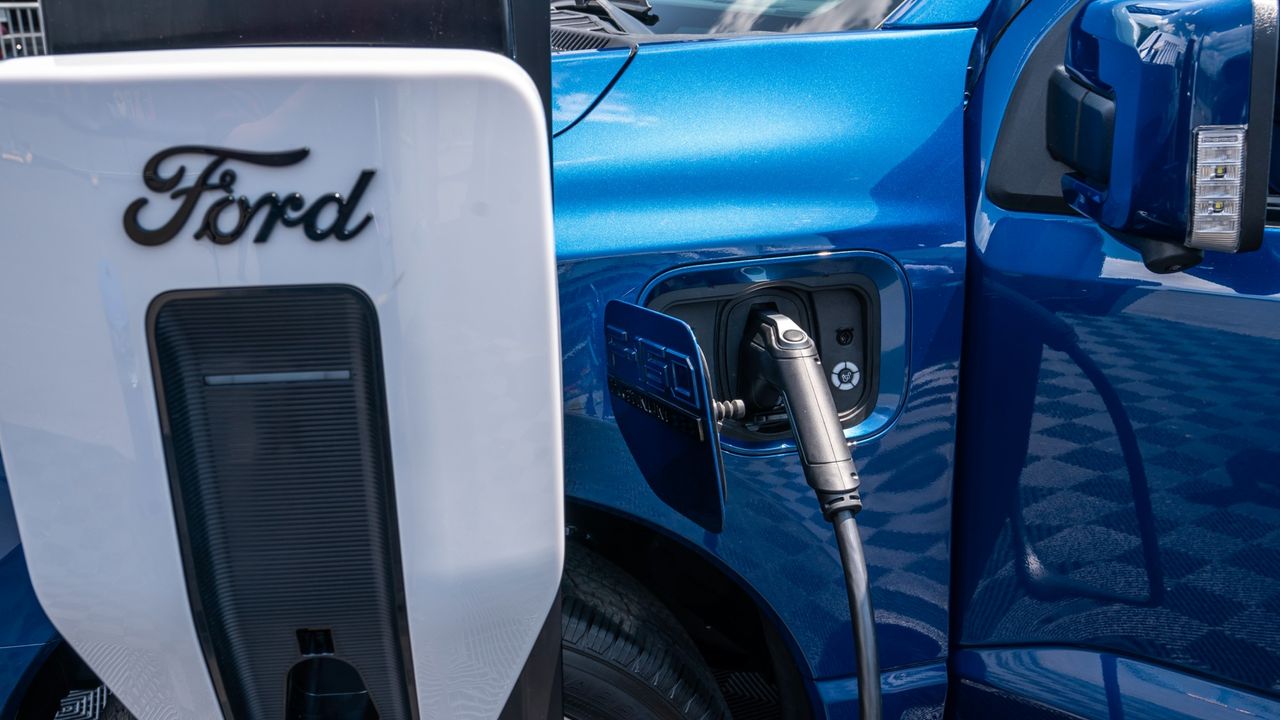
[648,272,880,443]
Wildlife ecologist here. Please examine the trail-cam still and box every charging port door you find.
[605,301,726,532]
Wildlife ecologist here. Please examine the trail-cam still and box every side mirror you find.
[1048,0,1279,272]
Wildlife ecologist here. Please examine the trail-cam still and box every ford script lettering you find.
[123,145,376,246]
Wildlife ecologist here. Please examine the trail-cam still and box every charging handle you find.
[739,308,881,720]
[741,310,863,518]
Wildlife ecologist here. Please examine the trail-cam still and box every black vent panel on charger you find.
[149,285,413,720]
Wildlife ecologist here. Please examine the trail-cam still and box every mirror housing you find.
[1049,0,1279,271]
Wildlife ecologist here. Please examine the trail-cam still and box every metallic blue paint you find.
[550,48,632,135]
[1062,0,1257,239]
[0,643,51,718]
[554,28,973,715]
[883,0,1005,26]
[883,0,985,25]
[553,30,975,257]
[954,648,1280,719]
[0,455,57,717]
[883,0,1028,92]
[959,0,1280,702]
[0,550,52,664]
[817,662,948,717]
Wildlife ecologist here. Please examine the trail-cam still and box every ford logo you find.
[123,146,376,247]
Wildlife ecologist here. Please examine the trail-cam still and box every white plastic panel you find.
[0,48,561,719]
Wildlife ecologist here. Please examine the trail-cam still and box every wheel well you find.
[566,500,814,719]
[7,641,102,720]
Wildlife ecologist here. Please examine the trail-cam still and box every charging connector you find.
[740,308,881,719]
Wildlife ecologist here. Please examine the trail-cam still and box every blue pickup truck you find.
[0,0,1277,718]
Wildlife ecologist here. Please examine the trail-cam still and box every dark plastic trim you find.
[985,1,1086,215]
[1238,0,1280,250]
[1045,67,1115,184]
[41,0,551,124]
[146,284,418,720]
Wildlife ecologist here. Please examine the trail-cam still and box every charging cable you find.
[739,309,881,720]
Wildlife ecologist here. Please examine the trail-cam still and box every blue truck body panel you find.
[954,648,1280,719]
[816,661,947,716]
[554,29,973,716]
[957,0,1280,703]
[552,30,974,260]
[0,461,56,717]
[551,48,631,136]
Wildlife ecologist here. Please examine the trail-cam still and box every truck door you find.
[955,0,1280,715]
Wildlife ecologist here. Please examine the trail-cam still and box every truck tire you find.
[561,545,730,720]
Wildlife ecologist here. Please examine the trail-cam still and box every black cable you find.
[832,509,881,720]
[738,309,882,718]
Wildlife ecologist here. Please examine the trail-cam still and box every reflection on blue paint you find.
[551,48,632,135]
[554,28,973,707]
[0,453,57,714]
[0,455,54,653]
[818,662,947,718]
[958,0,1280,700]
[955,648,1280,719]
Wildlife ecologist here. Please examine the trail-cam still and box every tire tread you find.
[562,545,729,720]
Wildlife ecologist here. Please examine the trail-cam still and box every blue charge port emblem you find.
[604,301,726,532]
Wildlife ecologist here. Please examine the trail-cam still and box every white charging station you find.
[0,49,561,719]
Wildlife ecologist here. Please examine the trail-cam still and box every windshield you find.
[550,0,906,40]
